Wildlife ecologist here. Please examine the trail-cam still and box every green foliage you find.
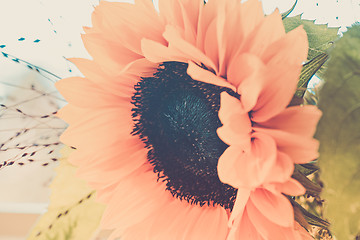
[45,221,77,240]
[283,15,339,61]
[297,53,328,98]
[316,25,360,240]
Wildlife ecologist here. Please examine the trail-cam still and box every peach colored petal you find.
[195,0,219,52]
[263,151,294,184]
[250,64,301,122]
[219,0,251,77]
[217,132,277,188]
[122,200,228,240]
[204,18,220,71]
[253,127,320,164]
[143,200,194,240]
[55,77,128,108]
[217,92,252,146]
[158,0,197,45]
[250,188,294,227]
[90,0,165,56]
[177,0,202,36]
[119,57,158,77]
[257,105,322,137]
[187,61,236,91]
[68,58,136,97]
[184,206,228,240]
[163,25,217,70]
[80,139,144,169]
[227,53,266,111]
[56,104,88,125]
[228,188,251,228]
[159,0,185,29]
[242,10,285,57]
[95,183,118,204]
[142,25,218,71]
[179,2,197,45]
[202,0,227,75]
[231,210,263,240]
[67,137,141,167]
[239,0,265,38]
[274,178,306,196]
[60,107,133,150]
[100,164,172,232]
[81,33,142,75]
[141,38,187,63]
[251,27,308,122]
[246,199,298,240]
[216,0,242,76]
[76,148,148,187]
[262,26,309,65]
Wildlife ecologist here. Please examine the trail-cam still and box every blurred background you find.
[0,0,359,239]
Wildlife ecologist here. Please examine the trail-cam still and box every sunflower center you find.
[131,62,238,210]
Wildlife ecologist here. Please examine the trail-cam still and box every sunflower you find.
[56,0,321,239]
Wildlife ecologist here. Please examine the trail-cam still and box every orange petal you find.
[141,38,187,63]
[187,61,236,91]
[141,25,218,72]
[246,199,298,240]
[159,0,185,29]
[239,0,265,38]
[251,64,301,122]
[253,127,319,164]
[262,26,309,65]
[91,0,165,56]
[217,132,277,188]
[242,9,285,57]
[81,33,142,75]
[263,151,294,184]
[216,0,243,76]
[217,92,251,146]
[100,164,171,232]
[69,58,136,98]
[274,178,306,196]
[204,18,220,71]
[196,0,219,52]
[56,104,88,125]
[55,77,128,108]
[76,147,148,188]
[252,27,308,122]
[60,107,132,150]
[122,200,228,240]
[184,206,228,240]
[231,210,263,240]
[177,0,202,45]
[257,105,322,137]
[250,188,294,227]
[227,53,266,111]
[228,188,251,228]
[163,25,217,70]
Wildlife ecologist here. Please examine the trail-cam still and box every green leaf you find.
[297,53,328,97]
[283,15,339,64]
[289,197,330,229]
[316,25,360,240]
[295,163,319,176]
[28,147,106,240]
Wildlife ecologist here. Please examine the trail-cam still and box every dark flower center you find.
[131,62,238,210]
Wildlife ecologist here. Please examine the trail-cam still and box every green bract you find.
[316,25,360,240]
